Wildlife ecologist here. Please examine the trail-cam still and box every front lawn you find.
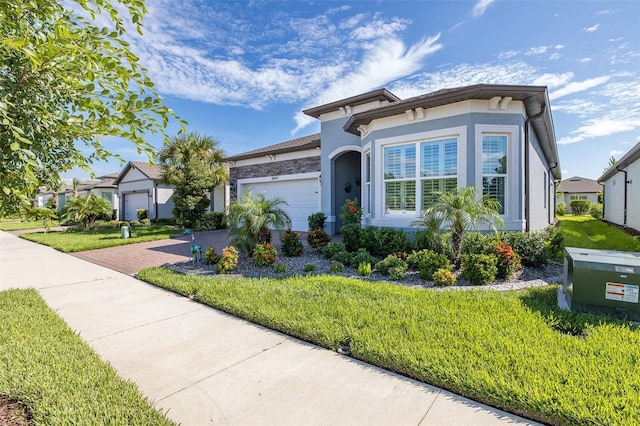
[0,289,175,424]
[557,215,640,252]
[20,225,178,252]
[137,267,639,426]
[0,217,60,231]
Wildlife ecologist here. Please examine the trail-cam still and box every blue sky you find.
[66,0,640,182]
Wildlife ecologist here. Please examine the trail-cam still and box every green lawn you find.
[0,217,60,231]
[138,267,640,426]
[0,289,175,425]
[20,225,178,252]
[557,215,640,252]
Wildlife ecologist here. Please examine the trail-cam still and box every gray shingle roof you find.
[226,133,320,162]
[560,176,602,193]
[113,161,164,185]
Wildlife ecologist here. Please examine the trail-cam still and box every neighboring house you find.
[227,84,560,235]
[226,134,321,232]
[35,173,119,215]
[114,161,174,221]
[598,141,640,232]
[558,176,602,213]
[113,161,225,221]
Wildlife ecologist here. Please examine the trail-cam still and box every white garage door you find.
[124,192,148,221]
[241,178,319,232]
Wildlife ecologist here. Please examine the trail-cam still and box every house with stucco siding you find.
[226,84,560,235]
[599,141,640,232]
[558,176,602,213]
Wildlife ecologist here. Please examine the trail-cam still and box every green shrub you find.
[377,227,413,257]
[375,254,408,276]
[590,203,603,219]
[544,225,564,260]
[357,262,372,276]
[462,253,498,285]
[461,231,500,257]
[340,223,362,252]
[129,220,141,227]
[406,249,451,281]
[412,229,450,255]
[216,246,238,274]
[152,218,177,226]
[501,231,549,267]
[204,246,220,265]
[349,248,376,268]
[331,249,352,266]
[494,241,521,279]
[196,212,227,231]
[253,243,278,266]
[307,228,331,251]
[389,265,407,281]
[136,209,148,221]
[308,212,327,231]
[140,218,151,226]
[304,263,317,273]
[273,262,287,273]
[432,268,456,286]
[360,226,380,254]
[329,260,343,273]
[556,201,567,216]
[281,229,304,257]
[323,242,346,259]
[570,199,591,216]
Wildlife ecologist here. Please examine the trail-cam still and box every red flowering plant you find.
[494,241,522,279]
[339,198,362,225]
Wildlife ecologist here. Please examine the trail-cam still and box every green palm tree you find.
[412,185,503,267]
[226,191,291,254]
[60,194,112,230]
[159,132,227,228]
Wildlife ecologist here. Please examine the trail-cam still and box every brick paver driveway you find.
[71,230,231,275]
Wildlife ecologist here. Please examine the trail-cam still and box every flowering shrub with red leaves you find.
[494,241,522,279]
[281,229,304,257]
[339,198,362,225]
[253,243,277,266]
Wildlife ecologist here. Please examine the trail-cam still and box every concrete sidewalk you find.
[0,231,540,425]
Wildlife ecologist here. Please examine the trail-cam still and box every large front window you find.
[384,144,416,213]
[421,138,457,210]
[383,138,459,214]
[482,135,507,214]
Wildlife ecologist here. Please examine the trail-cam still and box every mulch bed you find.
[0,396,31,426]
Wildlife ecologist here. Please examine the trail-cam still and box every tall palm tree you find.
[60,194,112,230]
[158,132,228,228]
[226,191,291,254]
[72,178,80,197]
[412,185,503,267]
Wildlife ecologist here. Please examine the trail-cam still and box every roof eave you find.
[226,139,320,162]
[598,141,640,182]
[303,88,400,119]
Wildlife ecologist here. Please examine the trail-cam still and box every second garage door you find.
[241,177,320,232]
[123,192,149,221]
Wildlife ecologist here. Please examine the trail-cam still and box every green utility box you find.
[562,247,640,321]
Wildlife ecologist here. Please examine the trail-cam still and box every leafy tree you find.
[0,0,184,215]
[412,186,503,267]
[603,156,618,174]
[226,192,291,254]
[60,194,112,230]
[158,132,227,228]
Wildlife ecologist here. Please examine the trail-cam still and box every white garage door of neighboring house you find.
[241,177,319,232]
[124,193,148,221]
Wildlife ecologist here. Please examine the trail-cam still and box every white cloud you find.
[597,9,619,15]
[549,52,561,60]
[471,0,495,17]
[579,57,593,63]
[584,24,600,32]
[610,150,625,157]
[498,50,519,59]
[558,118,640,144]
[293,34,443,133]
[526,46,549,55]
[549,76,611,100]
[555,44,565,50]
[531,72,574,89]
[352,16,409,41]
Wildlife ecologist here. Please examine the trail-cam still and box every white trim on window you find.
[372,126,467,227]
[474,125,519,221]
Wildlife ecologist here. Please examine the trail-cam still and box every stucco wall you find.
[604,159,640,231]
[527,128,553,231]
[562,193,599,212]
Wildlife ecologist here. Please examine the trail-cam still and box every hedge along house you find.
[226,134,321,232]
[304,84,561,235]
[598,141,640,232]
